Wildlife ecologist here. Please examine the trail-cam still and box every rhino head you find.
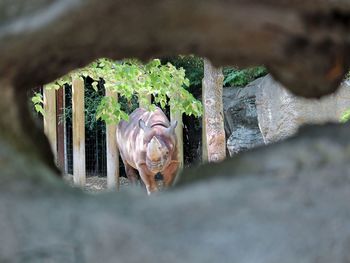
[139,119,177,174]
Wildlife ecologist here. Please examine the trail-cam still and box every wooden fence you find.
[43,80,184,190]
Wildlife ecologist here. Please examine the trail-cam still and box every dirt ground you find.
[64,174,131,193]
[64,174,166,194]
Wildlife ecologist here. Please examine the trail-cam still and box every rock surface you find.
[2,0,350,97]
[223,83,264,155]
[2,124,350,263]
[256,75,350,143]
[2,1,350,263]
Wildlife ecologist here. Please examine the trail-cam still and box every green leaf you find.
[340,109,350,123]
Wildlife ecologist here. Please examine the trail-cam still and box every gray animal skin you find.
[116,107,179,194]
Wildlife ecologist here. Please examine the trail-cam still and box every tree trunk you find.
[202,58,226,163]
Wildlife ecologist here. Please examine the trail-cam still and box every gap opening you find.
[28,56,350,194]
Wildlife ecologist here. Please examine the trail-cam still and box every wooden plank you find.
[43,87,57,161]
[106,90,120,190]
[170,108,184,169]
[56,87,65,173]
[72,77,86,186]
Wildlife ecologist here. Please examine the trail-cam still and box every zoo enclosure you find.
[43,77,184,190]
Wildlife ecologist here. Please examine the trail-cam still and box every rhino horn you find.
[147,136,162,160]
[166,120,178,135]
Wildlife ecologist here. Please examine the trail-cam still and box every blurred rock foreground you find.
[2,0,350,262]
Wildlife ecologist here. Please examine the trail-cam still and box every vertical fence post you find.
[43,87,57,162]
[72,77,86,186]
[56,87,66,173]
[170,103,184,169]
[106,90,120,190]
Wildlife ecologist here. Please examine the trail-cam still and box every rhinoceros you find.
[116,107,180,194]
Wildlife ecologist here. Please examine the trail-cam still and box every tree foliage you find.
[162,55,267,89]
[31,92,44,116]
[223,66,267,87]
[340,109,350,123]
[162,55,204,89]
[34,58,202,125]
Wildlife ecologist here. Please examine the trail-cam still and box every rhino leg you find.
[163,161,180,187]
[124,163,139,185]
[137,163,158,195]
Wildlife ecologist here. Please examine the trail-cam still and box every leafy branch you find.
[34,58,203,125]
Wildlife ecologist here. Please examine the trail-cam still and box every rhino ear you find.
[139,119,147,131]
[167,120,178,134]
[171,120,178,129]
